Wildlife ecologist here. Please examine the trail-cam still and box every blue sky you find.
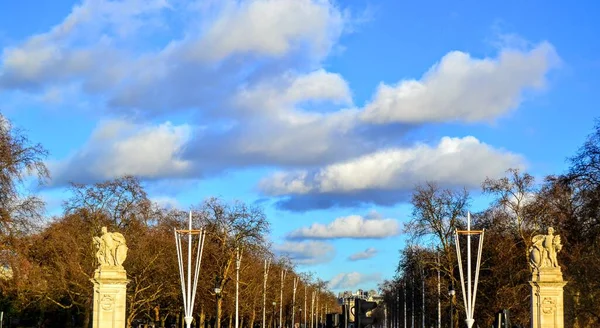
[1,0,599,293]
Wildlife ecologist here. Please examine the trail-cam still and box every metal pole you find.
[467,212,472,328]
[281,270,287,328]
[396,289,399,328]
[186,212,192,328]
[304,285,307,328]
[411,277,414,328]
[403,281,407,328]
[174,211,206,328]
[292,277,298,328]
[236,247,242,328]
[450,298,453,328]
[311,291,315,328]
[454,212,484,328]
[263,259,271,328]
[422,268,425,328]
[437,254,441,328]
[315,289,321,328]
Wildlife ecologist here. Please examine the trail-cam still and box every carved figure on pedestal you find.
[529,227,563,270]
[91,227,129,328]
[93,227,128,267]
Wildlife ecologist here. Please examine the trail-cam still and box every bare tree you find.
[199,197,270,328]
[482,168,539,263]
[405,182,469,286]
[0,113,49,237]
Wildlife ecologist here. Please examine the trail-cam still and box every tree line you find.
[379,120,600,328]
[0,114,338,328]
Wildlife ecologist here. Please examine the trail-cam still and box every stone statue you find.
[529,227,563,270]
[91,227,129,328]
[93,226,128,267]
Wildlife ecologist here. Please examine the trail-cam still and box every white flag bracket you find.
[454,212,485,328]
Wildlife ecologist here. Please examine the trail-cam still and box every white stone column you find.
[530,268,567,328]
[92,267,129,328]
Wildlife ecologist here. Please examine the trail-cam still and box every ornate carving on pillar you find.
[529,227,566,328]
[91,227,129,328]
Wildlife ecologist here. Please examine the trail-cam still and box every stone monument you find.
[91,227,129,328]
[529,227,566,328]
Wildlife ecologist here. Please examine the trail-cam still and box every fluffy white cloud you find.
[273,241,335,265]
[0,0,348,115]
[348,247,378,261]
[235,69,353,116]
[260,136,524,197]
[192,0,345,61]
[0,0,169,88]
[328,272,381,290]
[287,213,399,239]
[1,0,555,199]
[361,42,559,124]
[50,119,191,184]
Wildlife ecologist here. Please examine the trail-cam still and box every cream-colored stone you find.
[529,227,566,328]
[92,228,129,328]
[93,226,128,268]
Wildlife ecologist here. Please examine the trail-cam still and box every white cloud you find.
[260,136,524,197]
[0,0,349,116]
[361,42,560,124]
[192,0,345,61]
[348,247,377,261]
[1,0,554,202]
[151,196,181,210]
[235,69,353,116]
[287,213,399,239]
[273,241,335,265]
[220,69,360,165]
[328,272,381,290]
[348,247,378,261]
[0,0,169,88]
[50,119,192,184]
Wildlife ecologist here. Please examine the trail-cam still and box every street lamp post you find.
[273,302,277,328]
[292,277,299,328]
[236,248,243,328]
[263,259,272,328]
[299,308,303,328]
[448,288,455,328]
[215,277,222,328]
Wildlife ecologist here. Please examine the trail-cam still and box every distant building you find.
[337,289,382,302]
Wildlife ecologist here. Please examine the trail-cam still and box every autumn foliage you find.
[0,114,338,328]
[381,120,600,328]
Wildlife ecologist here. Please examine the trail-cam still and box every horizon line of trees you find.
[0,113,339,328]
[378,119,600,328]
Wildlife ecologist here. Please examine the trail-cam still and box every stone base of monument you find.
[91,267,129,328]
[530,267,567,328]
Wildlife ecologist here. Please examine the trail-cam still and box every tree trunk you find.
[249,309,256,328]
[217,297,223,328]
[200,304,206,328]
[228,313,233,328]
[83,306,91,328]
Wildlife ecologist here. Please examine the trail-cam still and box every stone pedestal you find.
[530,268,567,328]
[91,267,129,328]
